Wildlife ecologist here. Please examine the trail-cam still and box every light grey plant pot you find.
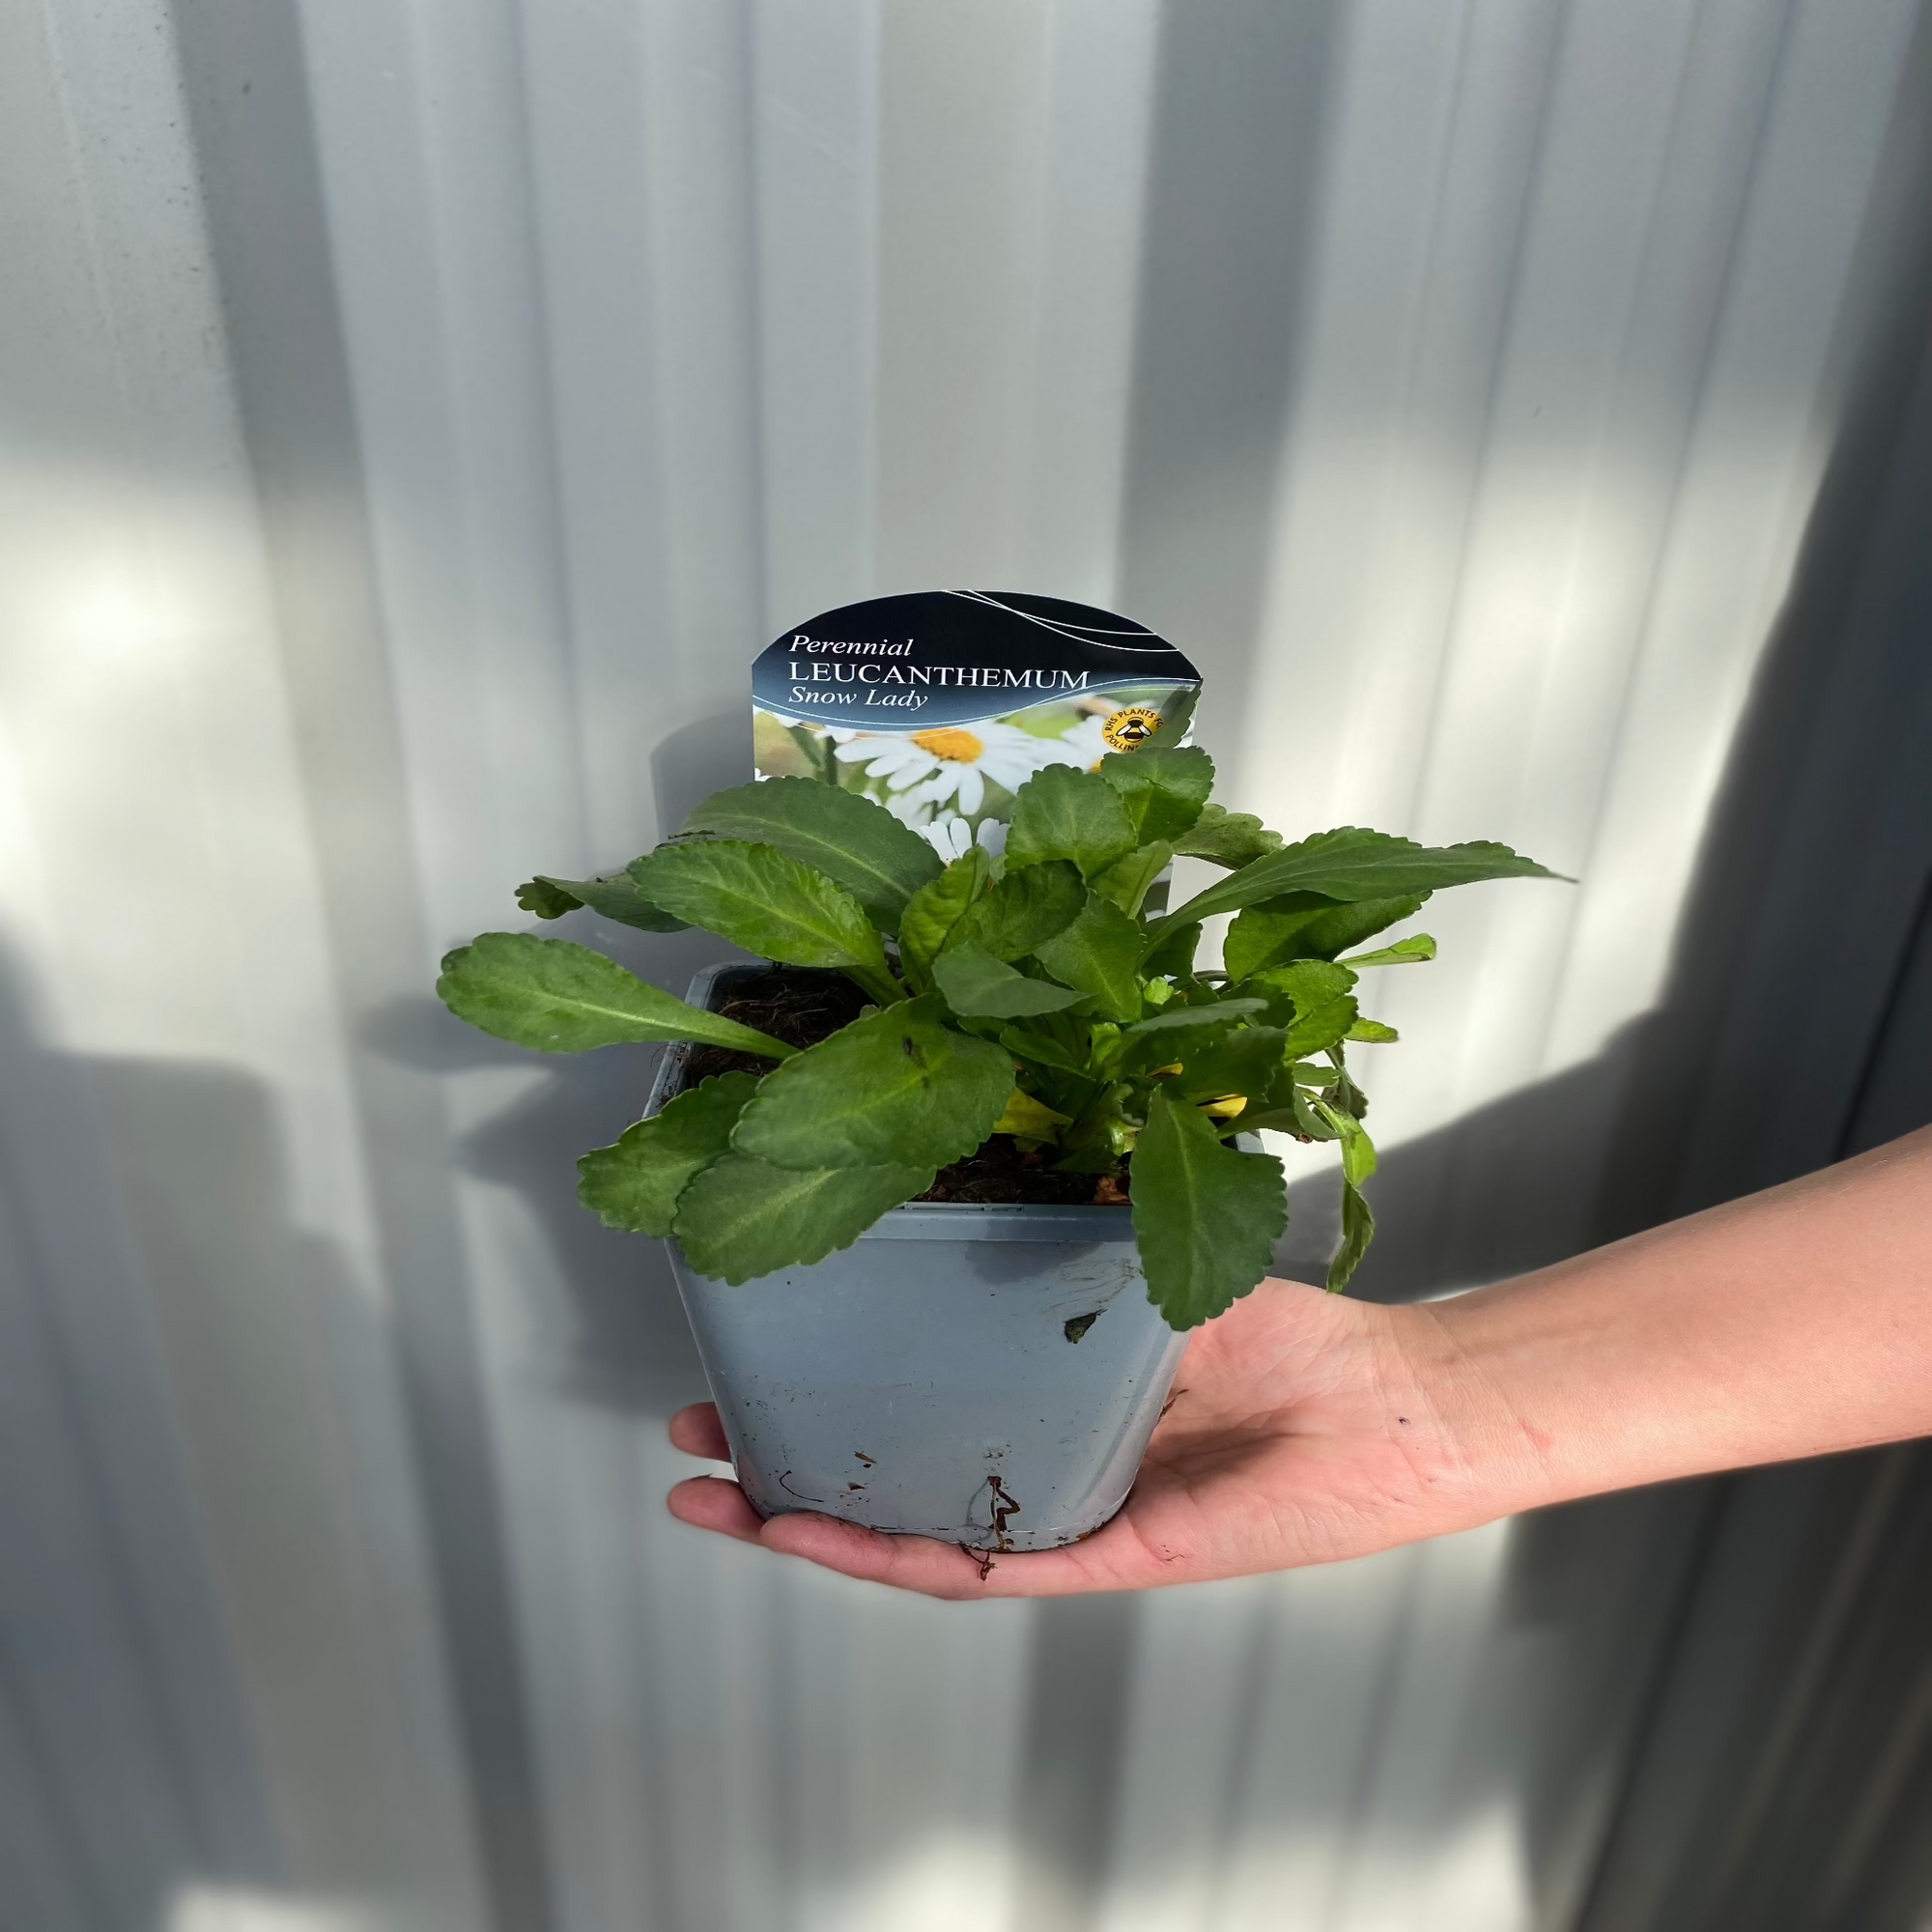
[652,964,1189,1552]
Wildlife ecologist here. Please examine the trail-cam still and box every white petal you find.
[980,750,1044,791]
[923,817,970,861]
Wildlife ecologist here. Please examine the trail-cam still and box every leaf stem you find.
[846,963,909,1006]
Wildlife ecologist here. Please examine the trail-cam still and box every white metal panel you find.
[2,0,487,1926]
[2,3,1926,1930]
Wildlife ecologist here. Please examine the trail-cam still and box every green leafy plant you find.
[438,754,1560,1326]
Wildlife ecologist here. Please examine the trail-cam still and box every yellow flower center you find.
[911,727,985,763]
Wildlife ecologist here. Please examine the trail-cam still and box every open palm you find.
[668,1279,1499,1599]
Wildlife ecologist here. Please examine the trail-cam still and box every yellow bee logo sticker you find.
[1101,706,1163,753]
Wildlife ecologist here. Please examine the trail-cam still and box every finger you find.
[668,1403,730,1460]
[756,1512,1000,1598]
[667,1475,767,1546]
[758,1506,1179,1600]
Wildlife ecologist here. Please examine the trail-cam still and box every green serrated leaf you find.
[997,1025,1092,1076]
[933,942,1091,1019]
[1251,958,1359,1005]
[1241,962,1362,1060]
[629,840,897,1000]
[1091,840,1173,916]
[522,872,690,933]
[1237,1084,1340,1138]
[1141,920,1203,980]
[948,859,1086,961]
[898,846,992,990]
[577,1072,757,1235]
[1222,894,1327,980]
[1125,998,1269,1036]
[1224,894,1423,980]
[1244,958,1357,1033]
[1296,1086,1343,1140]
[1172,803,1283,868]
[672,1154,934,1284]
[1131,1087,1287,1328]
[1170,1026,1290,1104]
[1331,1061,1370,1122]
[1097,745,1213,842]
[1156,827,1562,935]
[1005,765,1139,879]
[1311,1101,1378,1187]
[729,994,1012,1170]
[437,933,796,1058]
[1281,998,1358,1060]
[1328,1179,1376,1293]
[1086,1022,1129,1078]
[1057,1078,1138,1171]
[1347,1019,1399,1043]
[1033,894,1145,1023]
[678,778,941,932]
[1340,933,1437,968]
[517,877,583,919]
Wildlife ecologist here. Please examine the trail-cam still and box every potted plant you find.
[438,748,1555,1551]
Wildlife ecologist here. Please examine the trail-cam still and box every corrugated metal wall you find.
[3,3,1927,1929]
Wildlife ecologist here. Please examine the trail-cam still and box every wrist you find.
[1383,1288,1583,1523]
[1406,1247,1729,1517]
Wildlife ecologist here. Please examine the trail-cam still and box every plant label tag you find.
[753,590,1202,863]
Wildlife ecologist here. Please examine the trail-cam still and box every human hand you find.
[669,1132,1932,1595]
[666,1277,1528,1599]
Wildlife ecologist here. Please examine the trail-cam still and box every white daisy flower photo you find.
[1048,712,1113,773]
[917,814,1009,864]
[832,722,1056,817]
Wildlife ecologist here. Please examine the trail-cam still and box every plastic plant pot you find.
[653,964,1189,1552]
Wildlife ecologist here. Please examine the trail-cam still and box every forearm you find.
[668,1128,1932,1597]
[1415,1125,1932,1516]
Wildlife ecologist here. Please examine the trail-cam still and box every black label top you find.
[753,589,1200,731]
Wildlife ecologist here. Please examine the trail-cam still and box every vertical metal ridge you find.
[6,2,1931,1927]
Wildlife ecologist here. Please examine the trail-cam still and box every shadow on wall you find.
[1117,0,1344,731]
[366,73,1932,1907]
[1016,2,1932,1923]
[361,969,708,1417]
[1324,33,1932,1922]
[148,0,1932,1916]
[0,940,419,1926]
[359,713,759,1419]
